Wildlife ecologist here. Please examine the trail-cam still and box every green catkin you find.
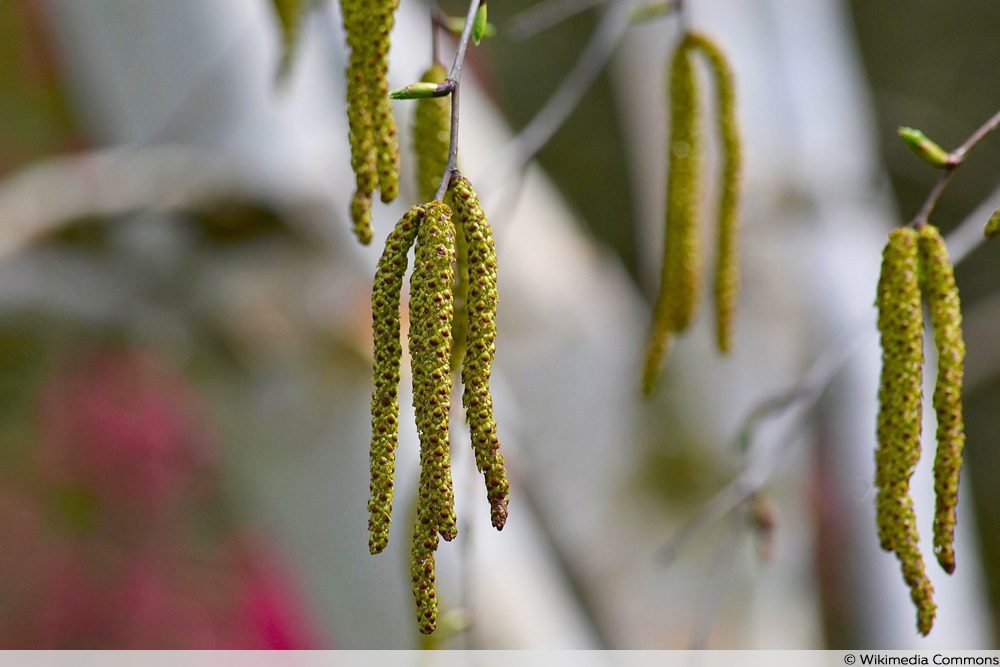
[341,0,377,244]
[875,227,936,635]
[413,64,451,202]
[410,201,459,543]
[450,190,470,373]
[687,33,742,354]
[368,206,423,554]
[918,224,966,575]
[369,0,401,203]
[642,36,701,396]
[271,0,308,79]
[409,509,439,634]
[448,176,510,530]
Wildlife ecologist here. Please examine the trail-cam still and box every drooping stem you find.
[911,107,1000,227]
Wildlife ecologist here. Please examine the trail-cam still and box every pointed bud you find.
[898,127,952,169]
[445,15,496,39]
[985,208,1000,239]
[472,2,489,44]
[390,81,453,100]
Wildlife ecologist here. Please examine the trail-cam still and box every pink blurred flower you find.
[37,347,217,517]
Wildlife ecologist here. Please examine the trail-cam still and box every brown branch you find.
[911,107,1000,227]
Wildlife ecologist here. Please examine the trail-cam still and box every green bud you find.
[390,81,452,100]
[446,15,496,39]
[899,127,952,169]
[984,208,1000,239]
[472,2,489,45]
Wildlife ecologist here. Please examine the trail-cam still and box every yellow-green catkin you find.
[409,508,439,635]
[985,208,1000,239]
[448,176,510,530]
[642,36,701,396]
[368,206,422,554]
[919,224,966,575]
[407,201,458,635]
[369,0,401,203]
[450,190,470,373]
[875,226,936,635]
[413,64,451,202]
[340,0,377,244]
[409,201,459,544]
[271,0,309,79]
[687,33,742,354]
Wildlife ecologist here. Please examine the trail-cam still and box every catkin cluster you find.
[339,0,401,245]
[642,31,743,396]
[368,177,509,635]
[875,224,966,636]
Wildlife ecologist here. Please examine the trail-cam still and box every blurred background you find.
[0,0,997,649]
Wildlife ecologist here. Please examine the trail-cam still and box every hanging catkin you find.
[368,205,422,554]
[642,36,701,396]
[918,224,966,575]
[340,0,377,244]
[369,0,401,203]
[875,227,936,635]
[413,64,451,203]
[448,175,510,530]
[407,201,458,634]
[409,201,459,544]
[687,33,742,354]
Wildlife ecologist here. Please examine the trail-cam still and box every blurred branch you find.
[484,0,634,209]
[0,146,274,262]
[507,0,606,41]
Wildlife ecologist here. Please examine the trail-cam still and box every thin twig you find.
[689,509,744,649]
[910,107,1000,227]
[433,0,481,201]
[483,0,634,205]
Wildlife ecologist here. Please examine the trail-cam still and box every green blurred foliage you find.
[0,1,79,174]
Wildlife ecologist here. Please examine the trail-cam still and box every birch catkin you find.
[413,64,451,203]
[918,224,965,575]
[642,37,700,396]
[339,0,400,242]
[340,0,377,244]
[368,206,422,554]
[687,33,742,354]
[369,0,401,203]
[406,201,458,634]
[875,227,936,635]
[449,175,510,530]
[409,201,459,545]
